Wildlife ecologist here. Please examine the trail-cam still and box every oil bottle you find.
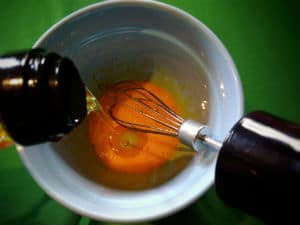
[0,48,87,145]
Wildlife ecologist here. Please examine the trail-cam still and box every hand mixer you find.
[108,81,300,224]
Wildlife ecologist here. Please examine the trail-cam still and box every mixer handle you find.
[215,111,300,224]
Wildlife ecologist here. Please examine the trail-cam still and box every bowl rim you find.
[24,0,244,222]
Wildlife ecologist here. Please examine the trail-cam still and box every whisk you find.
[108,81,222,152]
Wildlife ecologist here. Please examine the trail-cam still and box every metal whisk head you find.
[108,81,222,151]
[109,81,184,137]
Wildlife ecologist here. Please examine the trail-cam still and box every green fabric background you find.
[0,0,299,224]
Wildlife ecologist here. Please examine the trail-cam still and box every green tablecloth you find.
[0,0,299,224]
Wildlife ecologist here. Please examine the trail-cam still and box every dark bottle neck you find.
[0,48,87,145]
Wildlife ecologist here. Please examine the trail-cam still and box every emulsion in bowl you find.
[51,29,211,190]
[88,81,182,174]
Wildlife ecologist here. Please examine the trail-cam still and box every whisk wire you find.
[123,88,183,128]
[109,83,184,136]
[112,118,179,136]
[132,87,184,124]
[117,99,179,133]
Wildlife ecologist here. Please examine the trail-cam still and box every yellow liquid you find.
[88,81,181,174]
[52,63,209,190]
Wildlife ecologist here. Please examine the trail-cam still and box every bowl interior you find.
[19,0,243,222]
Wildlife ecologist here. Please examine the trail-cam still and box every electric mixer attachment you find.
[108,80,300,224]
[109,81,222,152]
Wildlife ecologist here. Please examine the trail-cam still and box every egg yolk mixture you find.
[88,81,181,174]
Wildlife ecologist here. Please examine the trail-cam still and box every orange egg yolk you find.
[87,81,181,174]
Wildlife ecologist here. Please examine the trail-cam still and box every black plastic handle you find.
[215,111,300,224]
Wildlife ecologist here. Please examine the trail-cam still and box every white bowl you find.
[17,0,243,222]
